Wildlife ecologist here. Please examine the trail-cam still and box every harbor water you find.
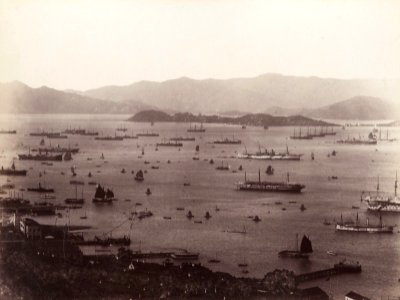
[0,114,399,298]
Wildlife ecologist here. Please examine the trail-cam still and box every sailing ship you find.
[92,184,115,203]
[213,136,242,145]
[32,145,79,154]
[336,134,377,145]
[134,170,144,181]
[136,131,160,137]
[27,183,55,193]
[290,128,313,140]
[0,130,16,134]
[362,174,400,212]
[335,213,393,233]
[95,134,124,141]
[237,145,302,160]
[65,185,85,204]
[170,250,199,260]
[156,140,183,147]
[170,136,195,142]
[116,126,128,132]
[216,161,230,170]
[0,161,27,176]
[18,150,63,161]
[187,123,206,133]
[236,170,305,193]
[278,234,312,259]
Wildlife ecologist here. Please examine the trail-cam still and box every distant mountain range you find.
[82,73,399,115]
[0,81,155,114]
[129,110,335,127]
[0,74,399,120]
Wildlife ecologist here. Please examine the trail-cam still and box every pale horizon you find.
[1,0,399,90]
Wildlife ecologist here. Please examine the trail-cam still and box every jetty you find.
[295,261,361,284]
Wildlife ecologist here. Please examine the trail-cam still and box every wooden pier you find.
[295,261,361,284]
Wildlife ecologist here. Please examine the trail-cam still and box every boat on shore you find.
[92,184,115,203]
[0,161,27,176]
[237,146,302,161]
[278,234,312,259]
[335,213,393,233]
[236,170,305,193]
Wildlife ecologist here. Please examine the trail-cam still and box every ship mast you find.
[395,171,398,197]
[377,176,380,194]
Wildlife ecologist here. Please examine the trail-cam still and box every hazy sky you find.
[0,0,399,90]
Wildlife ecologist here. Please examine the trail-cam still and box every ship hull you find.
[237,181,305,193]
[18,154,63,161]
[0,170,27,176]
[335,224,393,233]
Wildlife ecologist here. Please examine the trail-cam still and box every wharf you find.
[295,262,361,284]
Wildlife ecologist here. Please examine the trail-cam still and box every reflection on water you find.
[0,114,400,298]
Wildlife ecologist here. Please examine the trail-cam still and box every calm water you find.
[0,114,399,299]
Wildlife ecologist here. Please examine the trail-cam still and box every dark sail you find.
[94,185,105,199]
[300,235,313,253]
[106,189,114,198]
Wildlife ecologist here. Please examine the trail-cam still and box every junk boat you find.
[362,174,400,212]
[187,123,206,133]
[237,145,302,160]
[266,165,274,175]
[236,170,305,193]
[213,136,242,145]
[335,213,393,233]
[278,234,312,259]
[92,184,115,203]
[134,170,144,181]
[0,161,27,176]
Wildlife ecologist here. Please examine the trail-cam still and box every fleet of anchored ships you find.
[0,122,398,268]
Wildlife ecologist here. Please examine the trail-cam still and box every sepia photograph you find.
[0,0,399,299]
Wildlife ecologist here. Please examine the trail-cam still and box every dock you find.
[295,261,361,284]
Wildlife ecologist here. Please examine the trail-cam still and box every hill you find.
[129,110,335,127]
[304,96,399,120]
[84,74,400,113]
[0,81,156,114]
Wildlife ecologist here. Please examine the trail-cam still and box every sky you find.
[0,0,399,90]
